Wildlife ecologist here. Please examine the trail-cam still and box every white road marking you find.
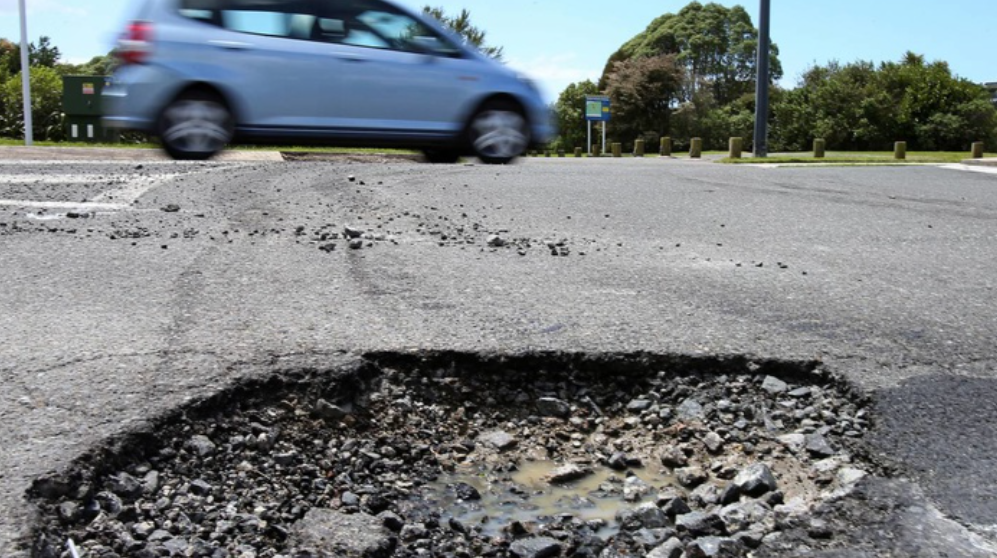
[939,163,997,175]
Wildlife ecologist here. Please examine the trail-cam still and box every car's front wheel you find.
[158,90,233,160]
[467,100,529,165]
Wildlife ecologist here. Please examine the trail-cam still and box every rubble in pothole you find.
[28,353,876,558]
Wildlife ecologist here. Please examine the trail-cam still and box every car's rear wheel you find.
[158,90,233,160]
[467,100,529,165]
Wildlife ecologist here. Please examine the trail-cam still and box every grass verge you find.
[718,151,993,164]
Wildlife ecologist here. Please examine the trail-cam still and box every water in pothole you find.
[424,460,676,536]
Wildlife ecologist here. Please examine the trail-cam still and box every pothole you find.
[28,352,878,557]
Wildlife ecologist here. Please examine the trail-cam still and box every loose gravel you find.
[28,352,878,558]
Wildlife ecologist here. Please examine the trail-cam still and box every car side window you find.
[179,0,319,41]
[313,0,461,56]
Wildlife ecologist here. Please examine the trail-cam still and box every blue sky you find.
[1,0,993,101]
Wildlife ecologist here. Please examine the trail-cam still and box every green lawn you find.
[719,151,993,164]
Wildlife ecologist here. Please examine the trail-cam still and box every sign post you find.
[585,95,610,156]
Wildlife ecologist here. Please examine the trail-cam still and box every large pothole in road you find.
[29,352,877,558]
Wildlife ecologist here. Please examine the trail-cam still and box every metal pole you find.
[753,0,770,158]
[601,122,606,155]
[587,121,591,155]
[18,0,33,145]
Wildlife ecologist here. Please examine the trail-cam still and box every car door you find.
[179,0,347,132]
[313,0,477,138]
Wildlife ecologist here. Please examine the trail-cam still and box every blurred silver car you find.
[103,0,553,163]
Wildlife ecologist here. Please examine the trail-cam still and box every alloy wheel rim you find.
[472,110,528,159]
[161,100,232,154]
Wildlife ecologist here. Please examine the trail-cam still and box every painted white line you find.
[0,200,127,210]
[90,174,183,204]
[0,174,137,184]
[939,164,997,175]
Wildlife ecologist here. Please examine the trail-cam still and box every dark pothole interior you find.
[28,352,878,558]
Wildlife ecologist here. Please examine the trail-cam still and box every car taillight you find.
[116,21,153,65]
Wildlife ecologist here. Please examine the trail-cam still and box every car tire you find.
[423,149,461,164]
[158,90,233,160]
[467,100,529,165]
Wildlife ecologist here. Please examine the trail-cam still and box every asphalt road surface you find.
[2,152,997,556]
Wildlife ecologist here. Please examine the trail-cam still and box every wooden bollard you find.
[814,138,826,158]
[544,149,551,157]
[660,137,672,157]
[557,149,565,157]
[574,147,582,157]
[894,141,907,160]
[612,143,622,157]
[972,142,984,159]
[690,138,703,159]
[592,144,601,157]
[634,139,645,157]
[728,137,743,159]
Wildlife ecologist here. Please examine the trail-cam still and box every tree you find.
[600,2,781,107]
[770,53,997,151]
[422,6,503,59]
[552,79,600,150]
[0,66,65,140]
[0,36,61,75]
[604,54,685,149]
[58,54,117,76]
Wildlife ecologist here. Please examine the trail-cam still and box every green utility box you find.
[62,76,118,142]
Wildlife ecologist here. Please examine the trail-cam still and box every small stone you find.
[627,399,653,412]
[453,482,481,501]
[290,508,394,556]
[617,502,668,530]
[107,472,144,502]
[57,502,79,522]
[805,434,836,458]
[132,521,156,540]
[478,430,517,451]
[733,463,778,497]
[684,536,745,557]
[341,492,360,506]
[703,432,724,454]
[676,398,706,420]
[655,489,692,517]
[660,446,688,468]
[777,433,806,452]
[188,479,212,496]
[487,234,507,247]
[348,238,364,250]
[547,464,593,484]
[719,501,772,534]
[788,387,812,398]
[675,511,727,537]
[185,435,216,457]
[647,537,684,558]
[607,452,629,471]
[400,522,428,542]
[319,243,336,253]
[378,511,404,532]
[161,204,180,213]
[761,376,788,394]
[536,397,571,418]
[510,536,562,558]
[348,175,357,182]
[343,225,363,238]
[676,466,708,488]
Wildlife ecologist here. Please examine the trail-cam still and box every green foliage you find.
[58,54,117,76]
[0,66,65,141]
[771,52,997,151]
[601,2,781,107]
[0,36,61,75]
[422,6,503,59]
[551,80,600,151]
[604,55,685,150]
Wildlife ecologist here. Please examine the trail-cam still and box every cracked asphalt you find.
[2,150,997,556]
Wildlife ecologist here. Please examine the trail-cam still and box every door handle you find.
[208,40,253,50]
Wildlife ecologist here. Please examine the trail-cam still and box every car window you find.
[311,0,461,56]
[179,0,318,40]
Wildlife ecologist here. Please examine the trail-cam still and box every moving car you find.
[103,0,554,163]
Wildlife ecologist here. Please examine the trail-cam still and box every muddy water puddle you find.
[421,460,676,536]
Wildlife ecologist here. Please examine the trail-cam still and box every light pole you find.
[753,0,770,158]
[18,0,33,146]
